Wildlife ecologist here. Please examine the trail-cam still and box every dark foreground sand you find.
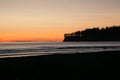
[0,51,120,80]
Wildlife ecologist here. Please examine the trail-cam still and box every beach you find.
[0,50,120,80]
[1,0,120,80]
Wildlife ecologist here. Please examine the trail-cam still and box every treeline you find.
[63,26,120,41]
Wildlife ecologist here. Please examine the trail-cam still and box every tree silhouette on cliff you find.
[64,26,120,41]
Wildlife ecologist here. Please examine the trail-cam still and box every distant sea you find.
[0,42,120,58]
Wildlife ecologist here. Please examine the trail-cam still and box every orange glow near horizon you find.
[0,29,64,42]
[0,0,120,42]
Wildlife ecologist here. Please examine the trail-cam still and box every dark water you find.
[0,42,120,58]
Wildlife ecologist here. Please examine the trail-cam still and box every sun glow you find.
[0,0,120,42]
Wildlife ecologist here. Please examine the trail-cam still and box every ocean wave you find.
[0,42,120,58]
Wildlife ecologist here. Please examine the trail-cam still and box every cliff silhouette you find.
[64,26,120,42]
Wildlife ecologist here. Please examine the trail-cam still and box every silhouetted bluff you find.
[64,25,120,41]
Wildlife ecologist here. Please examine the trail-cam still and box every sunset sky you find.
[0,0,120,42]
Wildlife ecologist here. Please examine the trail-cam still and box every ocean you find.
[0,42,120,58]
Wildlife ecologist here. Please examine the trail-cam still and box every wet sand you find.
[0,50,120,80]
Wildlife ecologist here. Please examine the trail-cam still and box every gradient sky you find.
[0,0,120,42]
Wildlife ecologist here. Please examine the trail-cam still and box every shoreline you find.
[0,50,120,80]
[0,49,120,59]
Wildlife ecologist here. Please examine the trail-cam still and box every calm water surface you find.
[0,42,120,58]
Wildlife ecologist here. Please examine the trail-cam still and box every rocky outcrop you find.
[64,26,120,42]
